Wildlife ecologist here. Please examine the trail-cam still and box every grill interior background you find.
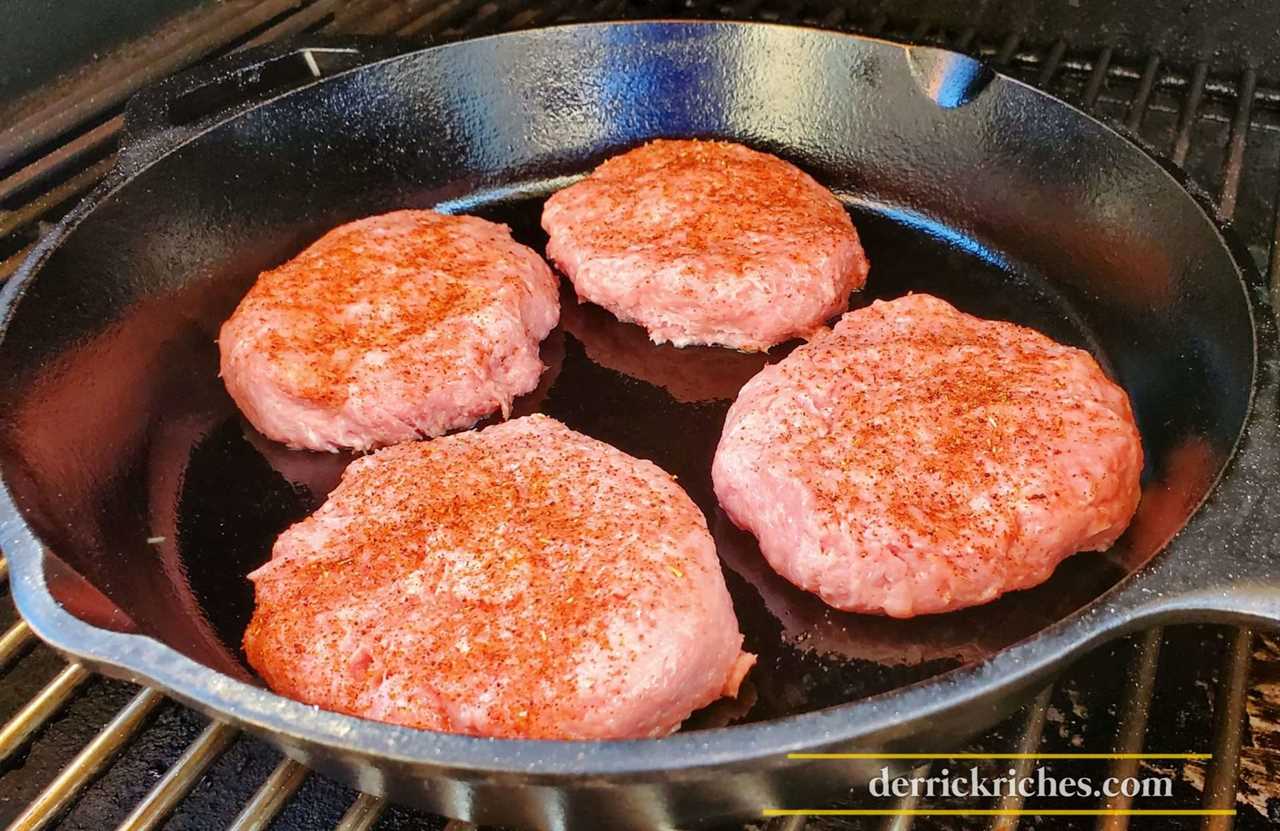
[2,1,1280,829]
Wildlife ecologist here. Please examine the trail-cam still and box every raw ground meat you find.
[712,294,1143,617]
[542,139,868,351]
[244,415,754,739]
[220,210,559,452]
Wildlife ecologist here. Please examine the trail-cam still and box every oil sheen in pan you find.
[168,191,1131,729]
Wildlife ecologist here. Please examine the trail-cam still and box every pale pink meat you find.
[244,415,754,739]
[219,210,559,452]
[542,139,869,351]
[712,294,1143,618]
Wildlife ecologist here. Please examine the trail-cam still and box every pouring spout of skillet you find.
[0,21,1277,830]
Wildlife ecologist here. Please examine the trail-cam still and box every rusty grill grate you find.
[2,1,1280,829]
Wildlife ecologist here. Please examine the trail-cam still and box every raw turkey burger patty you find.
[244,415,754,739]
[542,139,869,351]
[220,210,558,452]
[712,294,1143,618]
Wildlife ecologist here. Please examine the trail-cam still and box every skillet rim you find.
[0,19,1268,781]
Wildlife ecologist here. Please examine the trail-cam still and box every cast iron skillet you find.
[1,21,1278,830]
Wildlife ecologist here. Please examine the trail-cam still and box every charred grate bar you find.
[1,1,1278,830]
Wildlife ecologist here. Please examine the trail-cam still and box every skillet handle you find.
[119,37,404,170]
[1105,302,1280,632]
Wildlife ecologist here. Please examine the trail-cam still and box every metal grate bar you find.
[0,157,115,242]
[1124,53,1161,132]
[344,0,435,35]
[227,758,310,831]
[334,792,386,831]
[994,32,1021,67]
[5,687,165,831]
[0,0,313,171]
[459,0,538,36]
[327,0,396,32]
[1218,68,1259,220]
[879,764,932,831]
[764,0,810,23]
[1201,628,1253,830]
[0,116,121,205]
[1036,38,1068,88]
[0,663,91,764]
[114,720,239,831]
[988,686,1055,831]
[244,0,387,49]
[1172,61,1210,166]
[396,0,487,37]
[0,0,352,217]
[252,0,353,42]
[765,814,808,831]
[0,242,36,283]
[1270,192,1280,312]
[1082,45,1115,109]
[0,619,35,670]
[0,0,465,275]
[993,46,1273,113]
[511,0,582,29]
[1096,629,1164,830]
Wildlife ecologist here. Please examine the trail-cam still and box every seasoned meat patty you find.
[712,294,1143,618]
[220,210,559,452]
[244,415,754,739]
[542,139,869,351]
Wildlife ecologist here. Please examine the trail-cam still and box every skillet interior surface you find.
[0,20,1262,826]
[35,190,1141,719]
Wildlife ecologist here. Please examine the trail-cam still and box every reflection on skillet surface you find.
[6,190,1208,730]
[558,289,768,404]
[714,514,1124,719]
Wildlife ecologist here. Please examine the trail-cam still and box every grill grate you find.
[1,2,1279,829]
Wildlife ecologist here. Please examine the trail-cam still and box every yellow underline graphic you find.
[762,809,1237,817]
[787,753,1213,760]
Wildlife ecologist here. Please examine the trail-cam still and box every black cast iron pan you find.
[1,21,1278,830]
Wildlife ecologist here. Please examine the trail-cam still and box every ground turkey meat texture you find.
[219,210,559,452]
[712,294,1143,617]
[542,139,868,351]
[244,415,755,739]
